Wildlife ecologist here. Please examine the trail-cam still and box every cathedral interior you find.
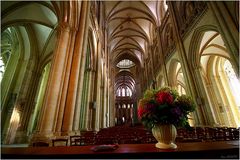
[1,1,239,153]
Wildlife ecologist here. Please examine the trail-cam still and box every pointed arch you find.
[188,25,219,69]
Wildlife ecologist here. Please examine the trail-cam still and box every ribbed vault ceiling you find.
[105,1,165,96]
[1,1,58,64]
[105,1,164,65]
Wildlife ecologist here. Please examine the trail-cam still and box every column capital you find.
[57,22,78,33]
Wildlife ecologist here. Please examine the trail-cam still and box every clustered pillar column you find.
[15,68,42,143]
[54,26,77,136]
[33,22,73,141]
[84,69,93,130]
[31,1,90,142]
[62,1,90,135]
[156,26,169,86]
[168,2,215,126]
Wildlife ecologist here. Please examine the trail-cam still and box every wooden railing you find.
[2,141,239,159]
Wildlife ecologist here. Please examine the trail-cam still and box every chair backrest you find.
[52,138,68,146]
[70,136,82,146]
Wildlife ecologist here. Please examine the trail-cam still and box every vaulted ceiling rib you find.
[106,1,159,63]
[105,1,164,97]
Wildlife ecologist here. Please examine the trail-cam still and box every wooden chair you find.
[232,128,239,140]
[70,136,82,146]
[84,136,96,145]
[204,127,214,141]
[95,137,115,145]
[52,138,68,146]
[195,127,205,141]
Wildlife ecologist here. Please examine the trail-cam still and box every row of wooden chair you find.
[177,127,239,142]
[32,138,68,147]
[32,126,239,147]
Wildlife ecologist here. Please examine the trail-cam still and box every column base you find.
[61,131,78,136]
[30,131,54,146]
[14,131,29,144]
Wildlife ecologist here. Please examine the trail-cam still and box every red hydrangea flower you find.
[137,107,147,119]
[156,91,174,105]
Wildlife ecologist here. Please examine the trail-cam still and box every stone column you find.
[133,80,141,124]
[30,63,51,134]
[32,22,74,142]
[94,41,102,131]
[204,81,224,125]
[99,85,104,128]
[1,93,17,143]
[54,26,77,136]
[208,2,239,75]
[106,76,110,128]
[115,104,118,124]
[109,83,115,127]
[148,46,155,85]
[156,26,169,86]
[87,70,96,130]
[15,68,42,143]
[62,1,90,135]
[193,66,215,125]
[103,67,108,128]
[168,2,215,126]
[88,44,99,130]
[214,74,239,127]
[85,69,93,130]
[127,106,130,123]
[79,69,91,130]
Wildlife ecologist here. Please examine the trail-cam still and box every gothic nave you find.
[1,0,239,152]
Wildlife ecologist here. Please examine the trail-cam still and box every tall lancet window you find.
[0,57,5,82]
[224,60,240,110]
[122,88,125,97]
[1,28,13,82]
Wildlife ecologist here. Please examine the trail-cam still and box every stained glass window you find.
[116,86,132,97]
[117,59,135,68]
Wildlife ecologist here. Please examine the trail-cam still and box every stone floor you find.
[1,144,28,147]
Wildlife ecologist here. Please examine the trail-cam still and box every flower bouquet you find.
[138,87,196,130]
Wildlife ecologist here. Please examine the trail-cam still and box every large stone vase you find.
[152,124,177,149]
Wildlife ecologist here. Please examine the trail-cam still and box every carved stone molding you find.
[162,22,176,60]
[177,1,207,38]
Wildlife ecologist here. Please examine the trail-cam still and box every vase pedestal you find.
[152,124,177,149]
[155,142,177,149]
